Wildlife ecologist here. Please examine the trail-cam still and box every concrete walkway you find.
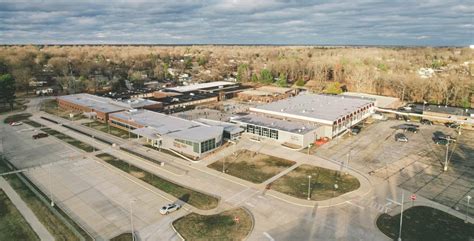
[0,177,54,241]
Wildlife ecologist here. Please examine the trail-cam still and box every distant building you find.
[109,109,224,159]
[232,93,375,148]
[57,93,161,122]
[341,92,402,109]
[237,86,298,103]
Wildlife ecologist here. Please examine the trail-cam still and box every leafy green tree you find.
[276,73,288,87]
[260,69,273,84]
[0,74,16,110]
[295,79,305,87]
[324,81,343,94]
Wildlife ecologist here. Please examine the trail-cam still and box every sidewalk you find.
[0,177,54,241]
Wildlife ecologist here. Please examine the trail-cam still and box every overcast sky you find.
[0,0,472,46]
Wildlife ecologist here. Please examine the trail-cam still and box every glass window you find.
[200,138,216,153]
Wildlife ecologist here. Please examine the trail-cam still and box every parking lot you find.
[317,119,474,217]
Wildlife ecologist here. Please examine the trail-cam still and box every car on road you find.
[404,127,419,133]
[395,133,408,142]
[445,122,459,129]
[420,119,433,125]
[32,133,48,139]
[434,138,449,145]
[437,134,457,142]
[350,126,362,135]
[159,203,181,215]
[10,121,23,126]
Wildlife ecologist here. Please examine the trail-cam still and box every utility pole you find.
[387,191,405,241]
[466,195,472,223]
[130,199,135,241]
[307,175,312,200]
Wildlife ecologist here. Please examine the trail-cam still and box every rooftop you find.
[232,113,318,134]
[341,92,400,108]
[165,81,237,93]
[110,109,223,142]
[58,93,126,113]
[250,93,374,124]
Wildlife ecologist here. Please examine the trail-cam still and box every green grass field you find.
[271,164,360,201]
[96,153,219,210]
[110,233,133,241]
[3,113,32,124]
[83,121,136,139]
[208,150,295,183]
[173,208,253,241]
[41,128,96,152]
[377,206,474,241]
[0,189,40,241]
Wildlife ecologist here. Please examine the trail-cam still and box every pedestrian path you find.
[0,177,54,241]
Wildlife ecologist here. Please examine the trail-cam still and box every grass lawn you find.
[173,208,253,241]
[23,120,43,128]
[41,128,96,152]
[0,156,92,241]
[41,99,84,121]
[3,113,32,124]
[110,233,133,241]
[0,99,28,114]
[83,121,136,139]
[0,189,40,241]
[207,150,295,183]
[143,144,185,160]
[96,153,219,210]
[377,206,474,241]
[271,164,360,201]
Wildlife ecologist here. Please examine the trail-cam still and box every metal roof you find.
[58,93,126,113]
[233,113,318,134]
[110,109,223,142]
[250,93,374,124]
[165,81,236,93]
[341,92,399,108]
[196,118,244,135]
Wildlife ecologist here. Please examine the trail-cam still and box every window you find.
[200,138,216,153]
[270,129,279,139]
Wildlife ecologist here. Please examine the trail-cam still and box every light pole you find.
[48,164,54,207]
[129,199,135,241]
[346,149,351,173]
[388,191,405,241]
[466,195,472,223]
[307,175,312,200]
[307,143,313,156]
[444,139,451,172]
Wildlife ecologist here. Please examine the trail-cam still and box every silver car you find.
[395,133,408,142]
[159,203,181,215]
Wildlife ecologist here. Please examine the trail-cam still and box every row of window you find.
[110,120,136,130]
[246,124,279,139]
[201,138,216,153]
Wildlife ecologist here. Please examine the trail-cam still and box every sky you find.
[0,0,472,46]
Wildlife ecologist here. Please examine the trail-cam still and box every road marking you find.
[225,187,250,202]
[263,232,275,241]
[346,201,365,209]
[245,202,255,207]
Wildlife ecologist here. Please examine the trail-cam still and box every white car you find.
[159,203,181,215]
[10,121,23,126]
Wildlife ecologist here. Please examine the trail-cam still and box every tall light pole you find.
[129,199,135,241]
[387,191,405,241]
[466,195,472,223]
[443,139,451,172]
[307,175,312,200]
[48,164,54,207]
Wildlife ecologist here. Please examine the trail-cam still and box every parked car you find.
[445,122,459,128]
[350,126,362,135]
[395,133,408,142]
[434,138,449,145]
[32,133,48,139]
[372,113,387,121]
[420,119,433,125]
[9,121,23,126]
[159,203,181,215]
[438,134,457,142]
[405,127,419,133]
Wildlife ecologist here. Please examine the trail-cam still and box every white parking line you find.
[245,202,255,207]
[263,232,275,241]
[346,201,365,209]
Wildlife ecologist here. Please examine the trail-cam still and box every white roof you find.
[251,93,374,124]
[341,92,399,108]
[165,81,235,93]
[58,93,125,113]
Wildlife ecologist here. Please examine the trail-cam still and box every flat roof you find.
[113,98,161,109]
[341,92,400,108]
[233,113,318,134]
[165,81,236,93]
[110,109,223,142]
[422,104,473,116]
[196,118,244,134]
[58,93,126,113]
[250,93,374,124]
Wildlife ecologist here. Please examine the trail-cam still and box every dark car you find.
[32,133,48,139]
[420,119,433,125]
[405,127,419,133]
[438,134,457,142]
[434,138,449,145]
[395,133,408,142]
[445,122,459,128]
[350,126,362,135]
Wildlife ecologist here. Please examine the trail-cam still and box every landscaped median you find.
[173,208,253,241]
[377,206,474,241]
[41,128,96,152]
[207,150,295,183]
[83,121,137,139]
[96,153,219,210]
[270,164,360,201]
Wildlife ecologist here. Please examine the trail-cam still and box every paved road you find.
[0,177,54,241]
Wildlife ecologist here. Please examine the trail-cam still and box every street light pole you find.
[398,191,405,241]
[48,164,54,207]
[444,141,450,172]
[466,195,472,223]
[130,199,135,241]
[307,175,312,200]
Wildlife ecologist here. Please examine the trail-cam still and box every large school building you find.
[108,109,224,159]
[232,93,375,148]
